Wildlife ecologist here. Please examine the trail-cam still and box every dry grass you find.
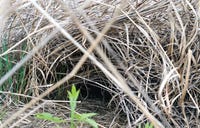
[0,0,200,128]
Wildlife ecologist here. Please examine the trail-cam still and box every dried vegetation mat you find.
[0,0,200,128]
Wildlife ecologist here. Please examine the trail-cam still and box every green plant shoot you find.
[67,84,80,128]
[35,112,65,123]
[67,84,98,128]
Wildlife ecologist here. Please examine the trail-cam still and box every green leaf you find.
[149,123,154,128]
[68,85,80,111]
[74,113,81,120]
[74,113,98,128]
[71,85,80,101]
[144,122,154,128]
[71,85,76,94]
[84,118,98,128]
[51,117,66,123]
[35,112,65,123]
[145,123,149,128]
[36,112,53,119]
[78,113,97,120]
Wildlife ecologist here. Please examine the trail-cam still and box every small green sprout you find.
[67,84,98,128]
[139,122,154,128]
[35,84,98,128]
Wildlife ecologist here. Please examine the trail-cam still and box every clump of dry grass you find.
[0,0,199,128]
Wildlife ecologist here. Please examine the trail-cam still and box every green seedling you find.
[67,84,98,128]
[139,122,154,128]
[67,84,79,128]
[145,122,154,128]
[35,84,98,128]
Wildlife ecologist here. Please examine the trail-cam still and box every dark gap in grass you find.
[76,82,113,104]
[44,61,114,105]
